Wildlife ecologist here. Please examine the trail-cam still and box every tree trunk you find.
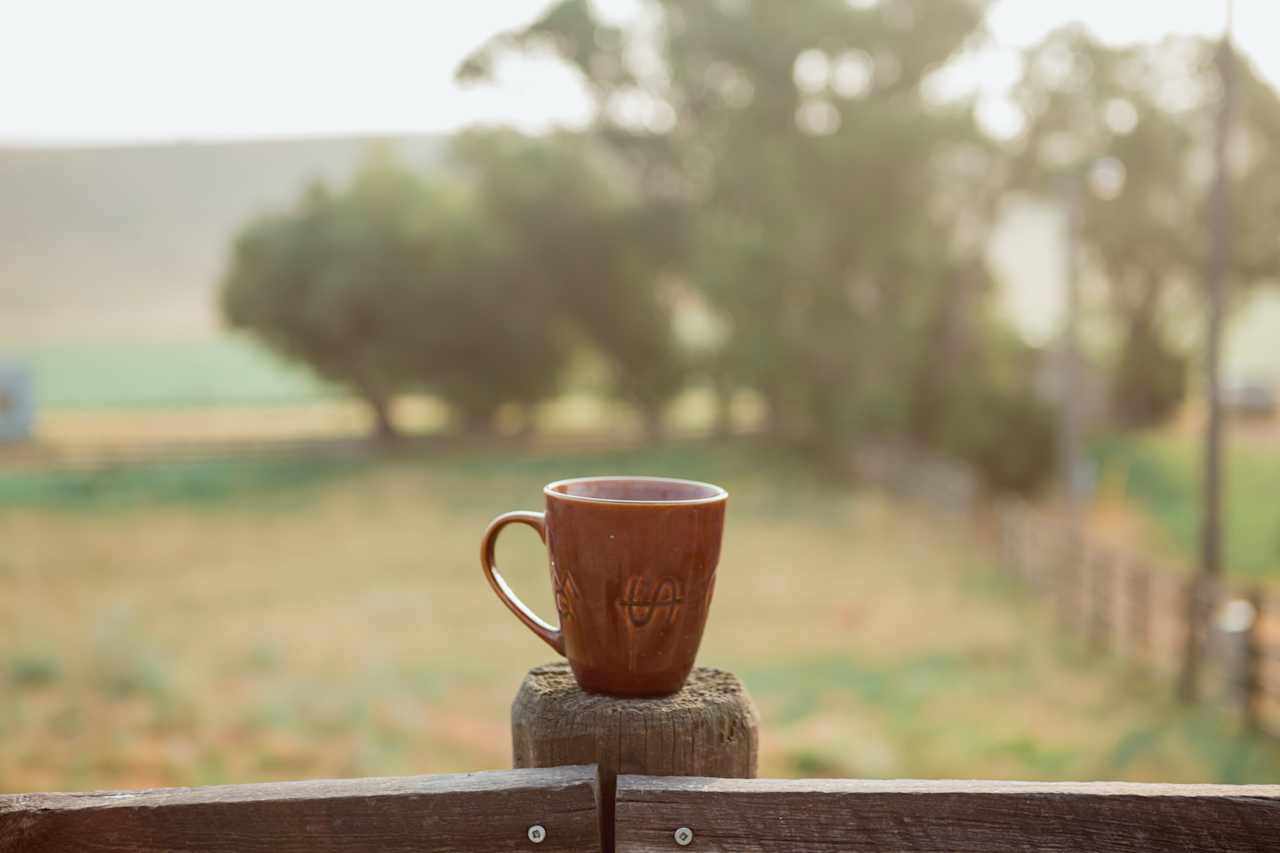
[761,384,785,439]
[459,406,496,437]
[640,402,664,444]
[712,371,735,439]
[515,405,537,440]
[1182,28,1234,703]
[762,377,808,443]
[368,394,400,445]
[910,265,976,445]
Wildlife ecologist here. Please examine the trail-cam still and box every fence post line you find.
[1056,526,1077,628]
[1071,540,1089,632]
[997,501,1020,581]
[1129,562,1151,667]
[1088,550,1111,655]
[1179,575,1220,701]
[1178,577,1194,687]
[1244,586,1264,732]
[1007,502,1026,583]
[1025,505,1044,589]
[1004,500,1034,588]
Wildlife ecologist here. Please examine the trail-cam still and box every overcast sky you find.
[1,0,1275,145]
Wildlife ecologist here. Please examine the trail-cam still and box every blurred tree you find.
[222,149,568,440]
[462,0,1044,475]
[934,322,1059,494]
[221,153,425,441]
[447,128,687,438]
[1011,27,1280,427]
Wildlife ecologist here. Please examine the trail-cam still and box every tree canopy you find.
[222,149,569,439]
[1011,28,1280,425]
[461,0,1055,485]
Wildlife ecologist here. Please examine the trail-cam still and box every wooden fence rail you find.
[997,500,1274,732]
[616,775,1280,852]
[0,765,600,853]
[7,767,1280,853]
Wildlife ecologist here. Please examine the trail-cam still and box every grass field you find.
[1091,430,1280,581]
[5,337,335,410]
[3,440,1279,794]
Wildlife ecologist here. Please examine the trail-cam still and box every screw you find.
[528,824,546,844]
[674,826,694,846]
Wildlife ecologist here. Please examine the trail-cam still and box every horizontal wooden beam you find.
[0,765,599,853]
[615,775,1280,852]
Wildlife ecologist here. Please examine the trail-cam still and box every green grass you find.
[7,650,61,688]
[0,440,811,512]
[4,336,334,409]
[0,455,369,511]
[1092,432,1280,580]
[3,440,1279,793]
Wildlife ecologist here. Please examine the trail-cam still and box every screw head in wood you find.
[674,826,694,846]
[528,824,547,844]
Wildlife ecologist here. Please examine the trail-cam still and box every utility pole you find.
[1058,172,1084,536]
[1180,0,1235,702]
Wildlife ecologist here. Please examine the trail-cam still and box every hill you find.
[0,135,445,343]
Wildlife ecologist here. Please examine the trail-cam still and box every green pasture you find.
[4,337,333,409]
[1092,432,1280,581]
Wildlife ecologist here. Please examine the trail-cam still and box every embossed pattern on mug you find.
[619,576,684,628]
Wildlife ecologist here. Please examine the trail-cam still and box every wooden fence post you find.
[1128,561,1151,667]
[1242,587,1264,732]
[998,500,1036,589]
[1056,527,1080,629]
[996,502,1017,578]
[1016,504,1040,588]
[1180,575,1220,701]
[512,662,759,853]
[1088,550,1112,655]
[1206,588,1257,722]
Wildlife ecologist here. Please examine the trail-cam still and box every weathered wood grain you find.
[0,765,599,853]
[615,775,1280,852]
[513,663,758,853]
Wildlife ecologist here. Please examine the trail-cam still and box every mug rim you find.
[544,475,728,507]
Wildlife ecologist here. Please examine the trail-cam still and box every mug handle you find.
[480,511,565,656]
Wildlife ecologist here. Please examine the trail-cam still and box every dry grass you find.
[2,441,1278,793]
[30,386,761,450]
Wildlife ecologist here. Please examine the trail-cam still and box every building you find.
[0,363,35,443]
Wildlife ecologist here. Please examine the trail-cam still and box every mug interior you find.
[547,476,726,504]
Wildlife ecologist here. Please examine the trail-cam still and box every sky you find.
[1,0,1276,145]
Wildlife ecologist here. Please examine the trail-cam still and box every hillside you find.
[0,135,444,343]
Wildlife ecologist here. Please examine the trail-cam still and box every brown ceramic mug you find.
[481,476,727,697]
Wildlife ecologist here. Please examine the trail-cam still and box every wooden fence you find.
[615,775,1280,851]
[5,766,1280,852]
[996,500,1277,732]
[0,765,601,853]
